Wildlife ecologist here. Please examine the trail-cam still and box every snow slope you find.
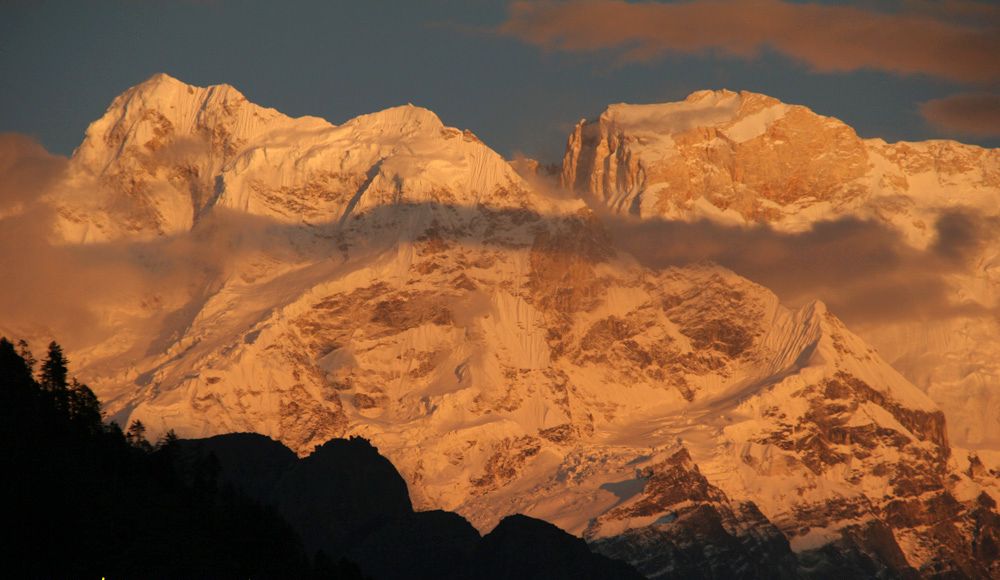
[10,76,998,577]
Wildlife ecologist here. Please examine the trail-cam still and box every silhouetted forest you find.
[1,337,642,579]
[0,337,363,578]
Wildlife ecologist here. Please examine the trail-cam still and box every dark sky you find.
[1,0,997,162]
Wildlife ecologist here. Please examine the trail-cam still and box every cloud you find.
[597,208,998,325]
[497,0,1000,83]
[920,93,1000,137]
[1,131,995,357]
[0,135,317,352]
[0,203,321,353]
[903,0,1000,21]
[0,133,68,214]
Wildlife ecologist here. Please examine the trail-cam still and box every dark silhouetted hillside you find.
[179,433,644,579]
[0,338,363,579]
[2,336,641,578]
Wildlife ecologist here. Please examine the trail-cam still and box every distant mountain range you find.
[4,74,999,577]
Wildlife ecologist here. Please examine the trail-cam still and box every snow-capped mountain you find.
[562,89,999,238]
[56,73,537,243]
[16,76,1000,577]
[563,89,1000,454]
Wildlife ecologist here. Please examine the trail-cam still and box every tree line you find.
[0,337,363,578]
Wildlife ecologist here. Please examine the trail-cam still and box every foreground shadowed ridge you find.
[0,336,642,579]
[175,434,644,580]
[0,337,361,578]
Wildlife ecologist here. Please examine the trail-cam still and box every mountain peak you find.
[109,73,257,126]
[684,88,781,106]
[135,71,198,91]
[347,103,445,134]
[686,87,738,99]
[564,85,997,231]
[136,71,183,89]
[56,76,546,242]
[73,73,288,174]
[597,89,791,137]
[132,72,248,102]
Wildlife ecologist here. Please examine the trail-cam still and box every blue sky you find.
[1,0,996,161]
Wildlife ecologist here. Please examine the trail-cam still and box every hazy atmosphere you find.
[3,2,999,578]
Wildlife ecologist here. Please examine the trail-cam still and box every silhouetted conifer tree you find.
[40,341,67,388]
[1,338,34,387]
[126,419,152,451]
[68,378,102,430]
[104,420,125,439]
[157,428,179,450]
[15,339,35,375]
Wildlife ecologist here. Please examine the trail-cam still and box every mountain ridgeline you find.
[4,74,1000,578]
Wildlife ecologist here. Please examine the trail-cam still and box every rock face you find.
[18,76,1000,577]
[588,448,800,579]
[562,89,1000,454]
[561,89,999,236]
